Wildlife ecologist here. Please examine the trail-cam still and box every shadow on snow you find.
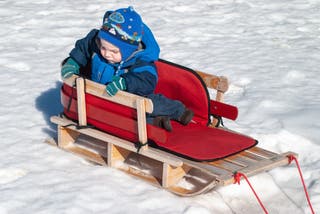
[35,81,63,138]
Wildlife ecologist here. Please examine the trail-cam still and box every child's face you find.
[99,39,122,64]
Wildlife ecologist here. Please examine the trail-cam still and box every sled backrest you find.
[155,59,210,126]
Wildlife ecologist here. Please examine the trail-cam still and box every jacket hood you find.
[122,24,160,67]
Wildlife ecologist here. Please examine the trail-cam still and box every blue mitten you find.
[61,58,80,79]
[106,76,127,96]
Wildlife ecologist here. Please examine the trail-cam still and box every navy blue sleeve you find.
[121,65,157,96]
[69,29,100,67]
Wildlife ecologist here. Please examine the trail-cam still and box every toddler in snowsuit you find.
[61,7,193,131]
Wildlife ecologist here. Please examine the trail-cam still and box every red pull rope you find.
[287,155,315,214]
[234,172,268,214]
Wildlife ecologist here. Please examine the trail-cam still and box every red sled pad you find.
[155,122,257,161]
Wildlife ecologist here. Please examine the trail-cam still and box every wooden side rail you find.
[64,75,154,113]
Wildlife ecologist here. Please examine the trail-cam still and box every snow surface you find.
[0,0,319,213]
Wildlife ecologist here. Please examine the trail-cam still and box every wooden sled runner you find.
[49,59,297,196]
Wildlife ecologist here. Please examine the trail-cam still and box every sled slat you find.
[224,155,253,167]
[180,158,231,177]
[208,159,244,172]
[225,150,271,166]
[247,147,278,159]
[136,98,148,150]
[237,150,267,161]
[76,77,87,126]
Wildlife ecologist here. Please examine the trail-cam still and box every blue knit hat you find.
[98,7,143,61]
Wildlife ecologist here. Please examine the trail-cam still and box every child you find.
[61,7,193,131]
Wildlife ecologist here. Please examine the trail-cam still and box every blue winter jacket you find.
[69,24,160,96]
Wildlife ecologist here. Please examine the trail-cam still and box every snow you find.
[0,0,319,213]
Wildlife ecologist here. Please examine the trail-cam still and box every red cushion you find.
[156,122,257,161]
[155,60,210,126]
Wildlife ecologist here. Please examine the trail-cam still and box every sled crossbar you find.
[64,75,154,114]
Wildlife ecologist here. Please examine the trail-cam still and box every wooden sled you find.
[49,60,297,196]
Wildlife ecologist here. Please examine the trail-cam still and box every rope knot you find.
[233,172,242,185]
[134,141,148,153]
[287,154,295,164]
